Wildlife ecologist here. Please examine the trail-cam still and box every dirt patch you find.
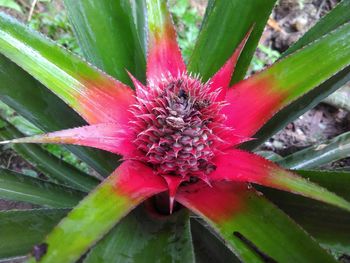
[257,0,349,166]
[272,0,339,51]
[264,104,350,154]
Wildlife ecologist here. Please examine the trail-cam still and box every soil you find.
[257,0,350,170]
[270,0,339,53]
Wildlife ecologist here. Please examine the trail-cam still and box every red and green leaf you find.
[244,0,350,150]
[188,0,277,83]
[223,22,350,138]
[146,0,186,83]
[27,161,166,263]
[211,149,350,212]
[0,13,134,125]
[0,54,119,177]
[176,182,337,262]
[263,170,350,255]
[209,28,253,101]
[0,121,99,192]
[1,123,136,157]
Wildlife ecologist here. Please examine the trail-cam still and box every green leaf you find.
[0,0,22,13]
[188,0,277,83]
[245,65,350,150]
[0,168,84,208]
[262,170,350,254]
[64,0,146,84]
[191,219,240,263]
[235,21,350,140]
[277,131,350,169]
[0,121,99,192]
[26,162,166,263]
[85,207,194,263]
[129,0,147,57]
[253,22,350,104]
[177,183,337,262]
[0,37,119,177]
[216,193,337,262]
[255,150,283,162]
[0,13,135,124]
[0,209,67,259]
[290,170,349,202]
[244,0,350,150]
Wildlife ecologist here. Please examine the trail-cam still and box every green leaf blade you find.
[191,219,241,263]
[178,183,337,263]
[277,131,350,169]
[64,0,146,84]
[229,22,350,139]
[0,209,68,259]
[263,170,350,255]
[0,121,99,192]
[0,169,84,208]
[267,23,350,100]
[0,51,119,178]
[244,0,350,150]
[284,0,350,57]
[0,0,22,13]
[188,0,277,83]
[26,161,166,263]
[85,208,194,263]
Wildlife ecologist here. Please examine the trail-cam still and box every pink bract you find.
[3,1,346,218]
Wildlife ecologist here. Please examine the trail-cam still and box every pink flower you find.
[4,2,349,219]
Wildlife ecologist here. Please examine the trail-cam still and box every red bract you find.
[3,1,349,218]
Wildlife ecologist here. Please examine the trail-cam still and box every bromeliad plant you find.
[0,0,350,262]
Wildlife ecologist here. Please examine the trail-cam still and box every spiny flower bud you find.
[130,74,232,182]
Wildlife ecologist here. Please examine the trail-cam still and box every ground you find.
[257,0,350,170]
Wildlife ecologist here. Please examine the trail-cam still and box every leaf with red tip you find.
[77,78,135,125]
[0,55,120,177]
[26,161,167,263]
[263,170,350,255]
[128,71,148,100]
[223,22,350,138]
[0,13,135,125]
[223,77,285,137]
[163,175,184,213]
[211,150,350,212]
[146,0,186,83]
[209,27,253,101]
[0,123,136,157]
[177,182,245,223]
[176,182,337,262]
[244,1,350,151]
[188,0,277,83]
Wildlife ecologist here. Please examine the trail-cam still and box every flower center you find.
[131,75,229,181]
